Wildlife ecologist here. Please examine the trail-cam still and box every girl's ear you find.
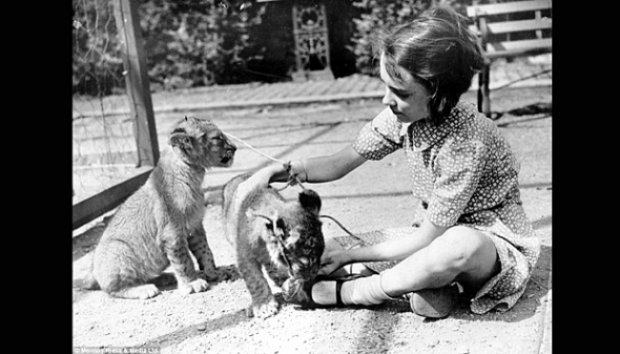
[299,189,321,216]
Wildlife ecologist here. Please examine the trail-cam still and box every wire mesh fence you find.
[72,0,143,204]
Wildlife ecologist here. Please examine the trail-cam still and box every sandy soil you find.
[72,86,552,354]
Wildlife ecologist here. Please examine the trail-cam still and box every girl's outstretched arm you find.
[318,217,448,276]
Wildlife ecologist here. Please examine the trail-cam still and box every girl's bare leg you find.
[313,226,499,310]
[379,225,500,297]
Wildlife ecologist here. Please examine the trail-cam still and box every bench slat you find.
[467,0,551,17]
[486,38,552,55]
[486,18,552,35]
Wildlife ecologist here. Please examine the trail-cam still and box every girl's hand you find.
[282,160,307,185]
[318,249,351,276]
[253,162,301,184]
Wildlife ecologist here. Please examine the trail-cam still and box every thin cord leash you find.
[223,131,307,191]
[223,131,286,164]
[319,214,367,244]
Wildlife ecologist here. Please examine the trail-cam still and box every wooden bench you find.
[466,0,552,117]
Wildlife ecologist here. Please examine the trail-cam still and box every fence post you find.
[112,0,159,167]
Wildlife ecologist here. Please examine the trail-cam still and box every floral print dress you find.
[346,101,540,314]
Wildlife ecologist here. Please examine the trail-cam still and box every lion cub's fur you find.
[79,117,236,299]
[222,172,325,319]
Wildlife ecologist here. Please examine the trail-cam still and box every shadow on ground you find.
[142,309,251,350]
[353,309,403,351]
[150,266,241,291]
[497,114,551,128]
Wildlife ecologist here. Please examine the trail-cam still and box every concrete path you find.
[72,54,551,119]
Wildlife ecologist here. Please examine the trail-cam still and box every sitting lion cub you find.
[222,170,325,319]
[80,116,236,299]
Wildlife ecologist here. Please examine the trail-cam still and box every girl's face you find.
[379,52,431,124]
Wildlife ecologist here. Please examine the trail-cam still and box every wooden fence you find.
[73,0,159,230]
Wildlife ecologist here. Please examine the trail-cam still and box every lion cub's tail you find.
[73,264,101,290]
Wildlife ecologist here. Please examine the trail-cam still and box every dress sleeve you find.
[426,139,488,227]
[352,108,403,160]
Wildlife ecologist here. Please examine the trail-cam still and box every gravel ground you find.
[73,85,552,354]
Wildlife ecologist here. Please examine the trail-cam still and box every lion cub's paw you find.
[248,298,280,319]
[177,278,209,295]
[110,284,161,300]
[113,284,161,299]
[138,284,162,299]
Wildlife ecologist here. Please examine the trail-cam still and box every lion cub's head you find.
[169,116,236,168]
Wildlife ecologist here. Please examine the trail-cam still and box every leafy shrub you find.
[350,0,432,75]
[72,0,125,96]
[73,0,267,96]
[140,0,267,91]
[72,0,486,96]
[349,0,477,75]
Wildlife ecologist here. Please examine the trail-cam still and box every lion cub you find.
[222,171,325,319]
[82,116,236,299]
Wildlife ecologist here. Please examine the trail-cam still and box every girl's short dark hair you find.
[375,5,484,124]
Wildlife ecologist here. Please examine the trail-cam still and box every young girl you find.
[258,5,540,318]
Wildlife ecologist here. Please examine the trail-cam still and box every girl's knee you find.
[432,226,494,271]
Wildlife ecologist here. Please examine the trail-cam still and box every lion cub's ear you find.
[169,127,194,150]
[299,189,321,216]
